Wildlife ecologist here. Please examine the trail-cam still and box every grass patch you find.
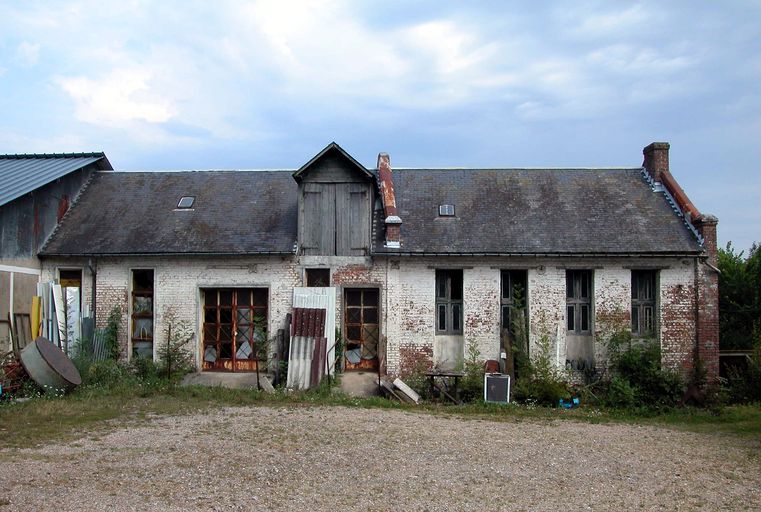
[2,381,760,450]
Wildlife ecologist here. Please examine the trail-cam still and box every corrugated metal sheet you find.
[0,153,110,206]
[287,287,336,390]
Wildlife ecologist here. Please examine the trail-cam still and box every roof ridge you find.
[102,168,296,173]
[0,152,106,160]
[390,166,645,171]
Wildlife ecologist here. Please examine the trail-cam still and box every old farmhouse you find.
[33,141,719,382]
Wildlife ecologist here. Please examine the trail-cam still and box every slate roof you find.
[40,171,298,256]
[373,168,702,255]
[0,152,112,207]
[41,165,702,257]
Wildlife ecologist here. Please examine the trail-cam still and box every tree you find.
[718,242,761,349]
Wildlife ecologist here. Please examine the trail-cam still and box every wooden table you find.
[425,370,465,404]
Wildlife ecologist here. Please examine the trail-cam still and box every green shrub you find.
[130,356,159,381]
[104,306,122,360]
[156,321,194,382]
[726,343,761,403]
[604,331,683,409]
[513,332,571,406]
[459,339,485,402]
[85,359,133,388]
[604,375,637,408]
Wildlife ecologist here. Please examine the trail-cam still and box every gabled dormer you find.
[294,142,375,256]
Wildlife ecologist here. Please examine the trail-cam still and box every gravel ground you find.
[1,406,759,511]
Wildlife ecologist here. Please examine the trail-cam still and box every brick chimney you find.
[694,213,720,382]
[643,142,670,183]
[643,142,701,222]
[377,153,401,248]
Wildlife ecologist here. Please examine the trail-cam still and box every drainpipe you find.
[693,258,700,373]
[88,258,97,325]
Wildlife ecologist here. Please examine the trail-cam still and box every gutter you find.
[39,251,296,258]
[369,251,703,258]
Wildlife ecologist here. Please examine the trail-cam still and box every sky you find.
[1,0,759,252]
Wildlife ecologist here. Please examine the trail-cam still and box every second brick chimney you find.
[377,153,401,248]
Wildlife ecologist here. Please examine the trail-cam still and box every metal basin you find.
[20,337,82,392]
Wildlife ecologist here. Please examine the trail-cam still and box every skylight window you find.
[439,204,455,217]
[177,196,195,209]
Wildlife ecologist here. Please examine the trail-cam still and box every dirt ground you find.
[1,406,759,511]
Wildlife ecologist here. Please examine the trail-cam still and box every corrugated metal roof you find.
[0,152,112,206]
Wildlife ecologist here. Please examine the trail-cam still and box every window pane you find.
[363,289,379,307]
[237,308,252,325]
[501,271,512,300]
[567,305,575,331]
[643,274,654,300]
[236,289,251,306]
[631,306,639,333]
[580,273,589,299]
[347,307,361,323]
[346,290,362,306]
[347,325,361,341]
[632,272,639,300]
[204,308,216,323]
[205,289,218,306]
[252,288,268,307]
[450,271,463,300]
[438,304,447,331]
[581,305,589,331]
[566,273,574,298]
[502,306,510,330]
[436,272,447,299]
[219,290,232,305]
[364,307,378,324]
[220,308,232,323]
[452,304,461,332]
[644,306,654,334]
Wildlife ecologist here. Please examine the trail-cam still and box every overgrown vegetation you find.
[512,331,571,406]
[459,339,485,402]
[725,343,761,404]
[599,331,683,410]
[104,306,122,360]
[719,242,761,350]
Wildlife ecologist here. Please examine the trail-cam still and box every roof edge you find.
[292,141,374,182]
[39,250,297,258]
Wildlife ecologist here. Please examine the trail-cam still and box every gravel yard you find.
[1,406,759,511]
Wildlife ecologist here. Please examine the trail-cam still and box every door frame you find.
[342,286,381,372]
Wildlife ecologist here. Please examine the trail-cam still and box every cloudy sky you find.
[1,1,759,252]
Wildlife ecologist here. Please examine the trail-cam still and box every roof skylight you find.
[439,204,455,217]
[177,196,195,209]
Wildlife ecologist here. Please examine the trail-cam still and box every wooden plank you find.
[349,183,370,255]
[336,183,370,256]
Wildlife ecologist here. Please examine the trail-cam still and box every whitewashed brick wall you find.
[40,255,698,376]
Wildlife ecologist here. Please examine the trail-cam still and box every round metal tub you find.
[20,337,82,392]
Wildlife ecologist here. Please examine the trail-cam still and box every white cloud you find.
[564,4,650,37]
[56,68,175,125]
[15,41,40,66]
[587,44,693,75]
